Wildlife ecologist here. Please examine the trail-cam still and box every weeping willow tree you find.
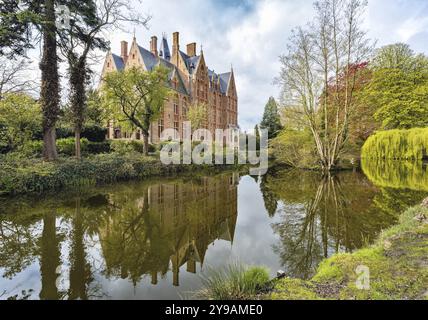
[361,128,428,160]
[361,159,428,192]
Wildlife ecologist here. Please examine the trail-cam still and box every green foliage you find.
[0,153,160,195]
[0,93,42,151]
[270,129,318,168]
[0,152,237,196]
[187,102,208,130]
[18,140,44,157]
[101,66,170,135]
[55,127,74,139]
[199,263,270,300]
[361,128,428,160]
[86,89,107,126]
[81,125,107,142]
[364,44,428,129]
[260,97,283,138]
[54,125,107,142]
[110,140,155,154]
[56,138,89,156]
[18,138,109,157]
[0,123,10,153]
[362,159,428,192]
[86,141,111,154]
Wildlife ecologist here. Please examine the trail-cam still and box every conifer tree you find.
[260,97,283,139]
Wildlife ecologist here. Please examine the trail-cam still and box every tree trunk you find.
[143,132,149,156]
[69,57,87,160]
[40,0,60,161]
[75,129,81,160]
[42,127,58,161]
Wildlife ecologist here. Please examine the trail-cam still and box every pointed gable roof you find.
[111,53,125,70]
[218,72,231,94]
[138,45,158,71]
[159,35,171,61]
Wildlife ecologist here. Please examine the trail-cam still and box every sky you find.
[23,0,428,131]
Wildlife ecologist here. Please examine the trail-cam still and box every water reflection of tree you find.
[0,211,41,279]
[261,169,422,279]
[39,212,62,300]
[0,196,108,300]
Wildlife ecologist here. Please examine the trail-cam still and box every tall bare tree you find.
[0,58,37,100]
[279,0,373,171]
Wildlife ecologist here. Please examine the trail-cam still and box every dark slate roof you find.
[179,50,200,74]
[208,70,231,94]
[159,36,171,61]
[187,56,201,74]
[138,45,158,71]
[219,72,231,94]
[141,48,189,96]
[112,54,125,70]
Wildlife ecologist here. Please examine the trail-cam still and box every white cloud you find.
[21,0,428,131]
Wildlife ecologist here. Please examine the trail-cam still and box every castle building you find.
[101,32,238,144]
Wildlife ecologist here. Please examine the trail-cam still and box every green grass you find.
[198,263,270,300]
[267,203,428,300]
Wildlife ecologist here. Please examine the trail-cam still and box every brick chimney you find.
[172,32,180,65]
[150,36,158,57]
[173,32,180,51]
[121,40,128,63]
[187,43,196,57]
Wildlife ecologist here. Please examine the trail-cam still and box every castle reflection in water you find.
[99,173,239,287]
[0,172,239,299]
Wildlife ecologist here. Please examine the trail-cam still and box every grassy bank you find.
[264,202,428,300]
[0,152,243,196]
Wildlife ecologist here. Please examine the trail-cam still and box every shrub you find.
[198,263,270,300]
[110,140,155,154]
[361,128,428,160]
[270,129,318,168]
[19,138,92,157]
[0,153,169,195]
[0,123,10,154]
[18,140,44,157]
[82,125,107,142]
[0,93,42,151]
[56,127,74,139]
[87,141,111,154]
[56,138,89,156]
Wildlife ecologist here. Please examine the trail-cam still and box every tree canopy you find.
[364,44,428,129]
[101,66,170,154]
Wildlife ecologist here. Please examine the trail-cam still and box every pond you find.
[0,162,427,300]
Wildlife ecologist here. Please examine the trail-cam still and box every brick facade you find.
[100,32,238,144]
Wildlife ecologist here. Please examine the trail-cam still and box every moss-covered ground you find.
[265,204,428,300]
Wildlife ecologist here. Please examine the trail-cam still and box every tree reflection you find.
[262,168,425,279]
[39,212,62,300]
[68,198,93,300]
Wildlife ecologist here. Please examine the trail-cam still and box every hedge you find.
[0,153,241,196]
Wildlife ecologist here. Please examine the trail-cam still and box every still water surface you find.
[0,163,427,299]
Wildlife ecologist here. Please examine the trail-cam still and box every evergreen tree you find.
[260,97,283,138]
[0,0,98,160]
